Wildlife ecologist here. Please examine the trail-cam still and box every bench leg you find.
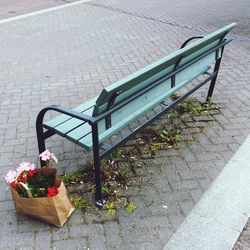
[36,113,46,168]
[92,124,105,207]
[206,48,224,103]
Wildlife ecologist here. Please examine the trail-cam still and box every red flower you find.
[10,181,17,188]
[18,173,27,182]
[47,187,58,198]
[28,169,36,177]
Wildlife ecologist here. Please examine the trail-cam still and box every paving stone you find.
[228,143,241,152]
[104,222,123,248]
[88,233,106,250]
[169,180,200,191]
[17,247,34,250]
[69,224,104,239]
[179,199,196,217]
[17,214,51,233]
[52,226,69,241]
[0,232,35,248]
[188,160,216,170]
[167,213,186,232]
[67,209,85,226]
[121,226,161,245]
[198,178,213,192]
[52,238,88,250]
[189,189,204,204]
[129,242,163,250]
[195,151,222,162]
[0,200,15,211]
[148,204,171,217]
[34,230,52,250]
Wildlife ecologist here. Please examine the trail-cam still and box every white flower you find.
[5,170,18,183]
[17,162,35,174]
[39,150,58,164]
[39,150,53,161]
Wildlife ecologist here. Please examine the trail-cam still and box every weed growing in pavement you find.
[109,148,124,159]
[160,129,183,144]
[125,202,137,213]
[71,195,91,210]
[105,201,117,216]
[101,186,110,196]
[176,98,218,115]
[61,171,84,185]
[171,92,182,101]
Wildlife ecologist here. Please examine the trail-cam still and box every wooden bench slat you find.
[66,123,92,146]
[50,107,93,135]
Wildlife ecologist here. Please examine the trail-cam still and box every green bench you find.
[36,23,235,206]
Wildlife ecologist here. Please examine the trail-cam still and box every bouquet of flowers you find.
[5,150,75,227]
[5,150,58,198]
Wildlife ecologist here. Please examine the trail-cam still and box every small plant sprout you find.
[105,201,117,216]
[171,92,181,101]
[160,129,183,144]
[71,195,90,210]
[206,96,213,105]
[125,202,137,213]
[61,171,83,185]
[175,133,182,142]
[101,186,110,196]
[178,98,217,114]
[39,150,58,169]
[110,148,124,159]
[160,129,170,141]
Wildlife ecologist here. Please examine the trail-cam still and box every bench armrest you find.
[180,36,204,49]
[37,104,94,126]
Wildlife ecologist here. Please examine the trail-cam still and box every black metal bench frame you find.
[36,34,232,207]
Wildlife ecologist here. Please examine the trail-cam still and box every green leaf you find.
[102,186,110,195]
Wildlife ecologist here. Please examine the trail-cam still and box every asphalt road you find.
[0,0,78,19]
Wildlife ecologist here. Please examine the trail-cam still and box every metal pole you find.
[36,111,47,168]
[206,46,225,103]
[91,123,105,207]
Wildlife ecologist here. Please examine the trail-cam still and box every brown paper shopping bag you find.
[10,174,75,227]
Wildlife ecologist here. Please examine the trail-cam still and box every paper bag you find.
[10,169,75,227]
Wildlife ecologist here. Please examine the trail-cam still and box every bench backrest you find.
[92,23,235,142]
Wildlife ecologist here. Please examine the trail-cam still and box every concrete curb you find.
[164,134,250,250]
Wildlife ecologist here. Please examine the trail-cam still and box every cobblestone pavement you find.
[0,0,249,249]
